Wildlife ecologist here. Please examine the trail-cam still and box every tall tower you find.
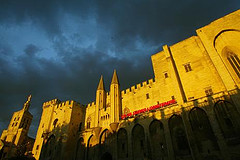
[110,70,121,123]
[0,95,33,159]
[95,75,106,127]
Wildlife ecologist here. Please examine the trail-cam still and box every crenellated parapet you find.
[42,99,61,108]
[121,78,155,95]
[55,100,82,108]
[86,102,96,108]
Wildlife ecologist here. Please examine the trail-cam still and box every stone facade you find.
[31,9,240,160]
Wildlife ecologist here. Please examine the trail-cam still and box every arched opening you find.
[86,117,91,129]
[214,30,240,85]
[132,124,146,160]
[117,128,128,159]
[44,135,56,159]
[214,100,240,143]
[75,137,85,160]
[53,119,58,128]
[100,152,112,160]
[149,120,167,159]
[87,135,95,160]
[189,107,219,154]
[99,129,112,155]
[169,115,191,158]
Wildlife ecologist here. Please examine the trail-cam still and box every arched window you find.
[214,100,240,141]
[117,128,128,158]
[75,137,85,160]
[169,115,191,157]
[87,117,91,129]
[149,120,167,159]
[132,124,146,160]
[227,52,240,79]
[189,107,219,153]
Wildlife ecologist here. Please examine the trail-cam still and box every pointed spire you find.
[111,69,119,84]
[23,95,32,111]
[97,75,105,90]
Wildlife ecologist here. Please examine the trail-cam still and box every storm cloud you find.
[0,0,239,137]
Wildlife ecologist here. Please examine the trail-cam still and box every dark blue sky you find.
[0,0,239,138]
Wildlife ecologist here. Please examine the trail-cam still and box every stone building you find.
[0,95,35,159]
[32,9,240,160]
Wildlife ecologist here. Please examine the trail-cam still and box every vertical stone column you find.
[161,110,174,160]
[206,98,231,160]
[181,105,201,160]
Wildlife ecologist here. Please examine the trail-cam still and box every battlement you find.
[121,78,155,95]
[87,101,96,108]
[56,100,82,108]
[43,99,61,107]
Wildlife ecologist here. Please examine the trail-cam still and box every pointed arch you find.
[44,134,56,159]
[75,137,85,160]
[169,114,191,157]
[213,29,240,47]
[87,135,95,160]
[117,128,128,159]
[214,100,240,141]
[132,124,146,160]
[149,119,167,159]
[189,107,219,153]
[99,129,113,156]
[213,30,240,84]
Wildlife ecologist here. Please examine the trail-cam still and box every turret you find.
[23,95,32,111]
[110,70,121,123]
[95,75,106,127]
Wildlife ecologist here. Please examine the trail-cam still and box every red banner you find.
[121,99,177,120]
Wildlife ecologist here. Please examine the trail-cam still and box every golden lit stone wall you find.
[32,99,84,160]
[196,10,240,90]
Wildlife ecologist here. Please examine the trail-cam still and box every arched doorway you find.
[132,124,146,160]
[87,135,95,160]
[43,134,56,160]
[169,114,191,158]
[100,152,112,160]
[149,120,167,159]
[117,128,128,159]
[214,100,240,142]
[75,137,85,160]
[99,129,113,155]
[189,107,219,157]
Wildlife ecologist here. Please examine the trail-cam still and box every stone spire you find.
[110,70,121,124]
[23,95,32,111]
[111,69,119,84]
[97,75,105,90]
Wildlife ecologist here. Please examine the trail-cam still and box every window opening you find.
[146,93,150,99]
[183,63,192,72]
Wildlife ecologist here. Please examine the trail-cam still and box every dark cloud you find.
[24,44,41,56]
[0,0,239,137]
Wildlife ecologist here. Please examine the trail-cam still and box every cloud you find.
[24,44,41,56]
